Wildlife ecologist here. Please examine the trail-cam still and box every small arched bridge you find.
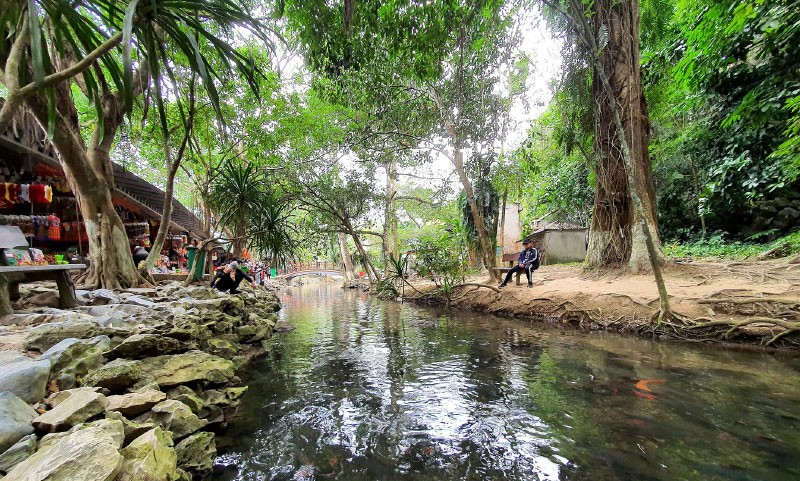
[276,262,344,281]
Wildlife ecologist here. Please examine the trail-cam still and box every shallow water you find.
[213,281,800,481]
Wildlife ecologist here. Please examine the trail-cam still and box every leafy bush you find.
[663,230,800,260]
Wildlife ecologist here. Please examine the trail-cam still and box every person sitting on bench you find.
[499,238,539,289]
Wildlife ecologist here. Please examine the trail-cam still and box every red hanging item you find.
[47,214,61,240]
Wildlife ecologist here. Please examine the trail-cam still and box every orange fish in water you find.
[634,379,665,401]
[635,379,665,392]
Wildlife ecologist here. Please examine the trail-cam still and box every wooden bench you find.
[0,264,87,316]
[0,225,86,316]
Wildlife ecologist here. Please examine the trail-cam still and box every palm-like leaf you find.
[5,0,272,137]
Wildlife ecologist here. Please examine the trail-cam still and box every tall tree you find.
[0,0,269,288]
[544,0,663,271]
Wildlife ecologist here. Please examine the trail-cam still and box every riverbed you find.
[213,280,800,481]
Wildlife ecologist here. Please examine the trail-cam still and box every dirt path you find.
[404,258,800,350]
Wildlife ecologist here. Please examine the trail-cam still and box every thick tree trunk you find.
[451,147,498,280]
[26,88,141,289]
[585,0,664,272]
[338,232,356,282]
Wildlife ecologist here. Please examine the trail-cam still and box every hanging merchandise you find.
[47,214,61,240]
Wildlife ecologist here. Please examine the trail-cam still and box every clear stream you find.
[212,280,800,481]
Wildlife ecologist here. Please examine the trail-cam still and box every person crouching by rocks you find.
[499,237,539,289]
[211,261,255,294]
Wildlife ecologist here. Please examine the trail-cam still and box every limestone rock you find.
[44,387,106,408]
[122,295,156,307]
[201,387,248,409]
[135,400,207,440]
[116,427,178,481]
[105,411,158,446]
[109,334,189,359]
[83,359,142,391]
[0,434,36,474]
[3,419,123,481]
[106,390,166,418]
[41,335,111,390]
[166,386,203,414]
[0,392,38,452]
[205,338,240,359]
[89,289,121,306]
[0,356,51,403]
[139,351,235,388]
[175,432,216,475]
[32,389,108,432]
[25,321,103,351]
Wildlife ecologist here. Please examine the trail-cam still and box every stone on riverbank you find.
[82,358,142,391]
[0,433,36,474]
[175,431,216,476]
[139,350,235,388]
[116,427,178,481]
[3,419,124,481]
[109,333,190,359]
[106,390,166,417]
[136,400,207,440]
[0,392,38,452]
[0,355,51,403]
[32,389,108,433]
[41,335,111,390]
[166,386,204,414]
[25,321,104,351]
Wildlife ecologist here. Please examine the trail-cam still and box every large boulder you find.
[139,351,235,388]
[0,356,51,403]
[109,334,189,359]
[116,427,179,481]
[3,418,124,481]
[106,390,166,418]
[32,389,108,432]
[41,335,111,390]
[175,431,216,476]
[0,433,36,474]
[25,321,104,351]
[0,392,38,453]
[135,400,207,441]
[82,358,142,391]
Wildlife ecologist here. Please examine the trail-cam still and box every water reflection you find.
[214,280,800,481]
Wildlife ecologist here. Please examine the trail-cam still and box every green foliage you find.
[663,230,800,260]
[513,105,593,227]
[648,0,800,238]
[409,230,467,288]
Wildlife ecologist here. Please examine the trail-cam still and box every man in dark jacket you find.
[499,238,539,289]
[211,261,254,294]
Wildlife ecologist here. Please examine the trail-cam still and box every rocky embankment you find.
[0,283,281,480]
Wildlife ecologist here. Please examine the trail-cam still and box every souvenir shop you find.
[0,155,193,272]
